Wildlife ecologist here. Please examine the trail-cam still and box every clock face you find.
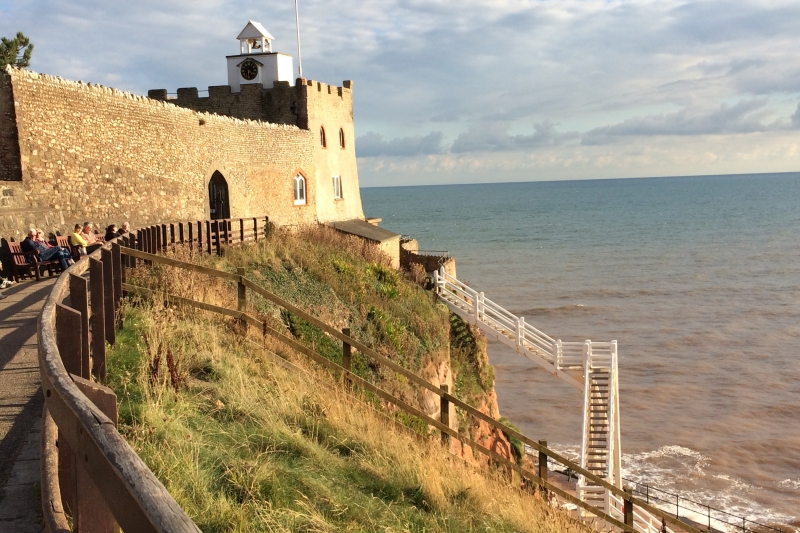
[241,60,258,81]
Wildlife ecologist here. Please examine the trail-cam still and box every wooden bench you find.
[5,241,62,282]
[55,235,82,260]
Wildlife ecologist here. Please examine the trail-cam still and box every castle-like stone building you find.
[0,21,364,238]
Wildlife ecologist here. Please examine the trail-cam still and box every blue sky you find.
[2,0,800,186]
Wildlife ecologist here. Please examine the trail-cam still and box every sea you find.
[361,173,800,528]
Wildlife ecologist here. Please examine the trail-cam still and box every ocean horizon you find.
[361,171,800,526]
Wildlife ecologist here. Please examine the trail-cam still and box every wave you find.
[621,445,798,528]
[539,444,799,528]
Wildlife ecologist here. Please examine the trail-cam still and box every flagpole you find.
[294,0,303,79]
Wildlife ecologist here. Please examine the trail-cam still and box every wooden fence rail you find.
[38,216,268,533]
[114,237,704,533]
[38,214,703,533]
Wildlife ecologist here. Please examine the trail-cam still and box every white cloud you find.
[357,131,446,157]
[451,121,579,153]
[2,0,800,185]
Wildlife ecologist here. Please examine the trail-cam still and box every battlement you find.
[147,78,353,130]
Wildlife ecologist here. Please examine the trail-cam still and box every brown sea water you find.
[361,173,800,525]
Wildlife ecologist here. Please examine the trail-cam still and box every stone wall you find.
[150,78,364,225]
[400,239,457,277]
[0,67,326,240]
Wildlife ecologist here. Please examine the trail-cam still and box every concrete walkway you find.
[0,277,56,533]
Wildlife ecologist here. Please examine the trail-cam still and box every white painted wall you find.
[226,53,295,92]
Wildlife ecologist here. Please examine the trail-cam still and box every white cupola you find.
[237,20,274,53]
[226,20,294,92]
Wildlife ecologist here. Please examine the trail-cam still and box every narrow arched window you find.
[320,126,327,148]
[339,128,345,149]
[293,174,307,205]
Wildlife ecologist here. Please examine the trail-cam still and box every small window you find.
[332,175,342,199]
[293,175,307,205]
[320,126,327,148]
[339,128,345,149]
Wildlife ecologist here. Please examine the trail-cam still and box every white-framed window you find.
[293,174,307,205]
[332,175,342,199]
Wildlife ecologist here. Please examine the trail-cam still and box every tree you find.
[0,32,34,69]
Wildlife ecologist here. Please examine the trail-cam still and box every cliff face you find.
[447,314,517,465]
[181,227,517,467]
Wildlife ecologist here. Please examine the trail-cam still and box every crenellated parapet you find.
[147,78,353,130]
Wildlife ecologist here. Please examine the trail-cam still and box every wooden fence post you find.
[179,222,185,244]
[197,221,203,253]
[89,258,106,381]
[120,238,128,283]
[206,220,212,255]
[342,327,352,390]
[538,440,548,491]
[111,243,123,328]
[68,274,91,379]
[127,233,137,268]
[214,222,221,256]
[224,220,230,245]
[440,384,450,446]
[101,249,116,347]
[170,223,175,245]
[72,375,119,533]
[56,304,82,518]
[624,487,634,528]
[253,217,258,242]
[161,224,167,250]
[237,267,247,332]
[239,218,244,243]
[155,225,162,254]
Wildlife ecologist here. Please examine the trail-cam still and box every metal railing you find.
[623,478,787,533]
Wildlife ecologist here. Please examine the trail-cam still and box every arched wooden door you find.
[208,171,230,220]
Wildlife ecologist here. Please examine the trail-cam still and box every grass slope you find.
[107,302,587,533]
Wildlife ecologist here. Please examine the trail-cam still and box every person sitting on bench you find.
[34,229,52,247]
[80,222,102,253]
[104,224,118,242]
[70,223,88,256]
[21,228,73,271]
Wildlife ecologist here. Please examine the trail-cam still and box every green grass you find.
[126,227,498,417]
[106,302,589,533]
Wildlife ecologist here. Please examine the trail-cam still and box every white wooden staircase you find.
[433,268,638,526]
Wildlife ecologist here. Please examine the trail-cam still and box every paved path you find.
[0,277,56,533]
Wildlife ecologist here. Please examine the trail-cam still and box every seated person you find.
[117,221,131,237]
[21,228,73,271]
[80,222,102,253]
[34,229,52,248]
[104,224,118,241]
[70,223,88,256]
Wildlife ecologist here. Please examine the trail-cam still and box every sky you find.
[2,0,800,187]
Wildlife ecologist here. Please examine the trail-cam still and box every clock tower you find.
[226,20,294,92]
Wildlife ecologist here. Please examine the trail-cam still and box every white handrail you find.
[435,268,635,531]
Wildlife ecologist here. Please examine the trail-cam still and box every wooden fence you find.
[38,215,705,533]
[37,217,267,533]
